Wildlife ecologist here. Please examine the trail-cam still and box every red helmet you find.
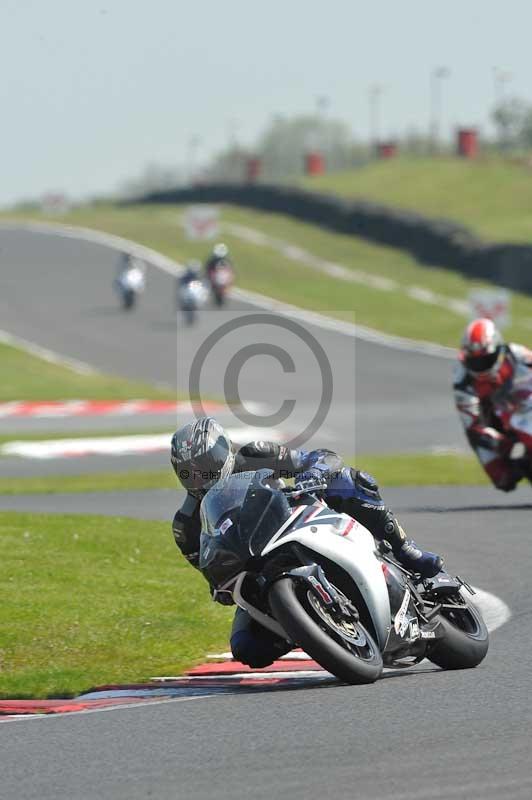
[461,318,504,375]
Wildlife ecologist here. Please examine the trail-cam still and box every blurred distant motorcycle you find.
[204,244,234,307]
[178,263,208,325]
[208,260,234,307]
[115,256,146,311]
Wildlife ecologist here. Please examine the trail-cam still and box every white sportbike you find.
[200,469,489,685]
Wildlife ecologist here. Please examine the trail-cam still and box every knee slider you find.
[378,510,406,550]
[230,630,276,669]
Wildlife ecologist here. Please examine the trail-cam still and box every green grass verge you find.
[0,427,173,447]
[300,155,532,243]
[3,204,532,348]
[0,340,175,402]
[0,512,232,698]
[0,454,489,496]
[359,452,489,487]
[0,470,175,495]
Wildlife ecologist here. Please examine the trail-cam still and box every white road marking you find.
[0,427,285,459]
[231,286,455,358]
[0,328,97,376]
[0,399,237,419]
[224,221,470,319]
[467,585,511,632]
[0,693,217,723]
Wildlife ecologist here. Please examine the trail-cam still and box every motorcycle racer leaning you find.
[171,417,443,668]
[454,317,532,492]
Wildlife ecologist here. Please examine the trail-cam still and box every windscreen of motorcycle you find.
[199,470,292,586]
[199,471,255,587]
[240,470,292,557]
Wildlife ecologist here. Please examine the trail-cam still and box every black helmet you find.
[171,417,235,497]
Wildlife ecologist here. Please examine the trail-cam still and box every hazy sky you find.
[1,0,531,205]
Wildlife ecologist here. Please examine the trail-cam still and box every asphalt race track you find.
[0,226,464,464]
[1,226,530,799]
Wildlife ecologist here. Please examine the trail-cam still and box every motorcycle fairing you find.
[260,515,392,649]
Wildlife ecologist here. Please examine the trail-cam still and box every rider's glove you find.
[297,462,331,485]
[293,478,321,493]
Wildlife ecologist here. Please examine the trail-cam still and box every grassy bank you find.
[300,156,532,243]
[0,512,232,698]
[0,340,175,402]
[0,453,489,496]
[4,204,532,348]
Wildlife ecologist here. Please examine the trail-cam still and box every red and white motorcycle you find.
[208,261,234,306]
[488,377,532,481]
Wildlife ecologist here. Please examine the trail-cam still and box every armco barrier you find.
[127,184,532,294]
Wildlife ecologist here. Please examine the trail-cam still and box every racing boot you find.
[395,539,443,578]
[382,511,443,578]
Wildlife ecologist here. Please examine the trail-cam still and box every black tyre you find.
[427,598,489,670]
[212,289,225,307]
[184,306,196,326]
[269,577,383,685]
[123,290,135,310]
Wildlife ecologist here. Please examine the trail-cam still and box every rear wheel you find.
[213,290,224,306]
[123,290,135,310]
[269,577,383,685]
[184,305,196,326]
[427,596,489,670]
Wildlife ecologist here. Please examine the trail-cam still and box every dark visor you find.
[179,436,230,492]
[465,351,499,373]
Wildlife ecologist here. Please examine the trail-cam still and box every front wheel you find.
[427,597,489,670]
[268,577,383,685]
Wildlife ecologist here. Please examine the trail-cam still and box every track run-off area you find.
[0,223,530,800]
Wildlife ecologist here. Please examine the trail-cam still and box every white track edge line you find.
[0,219,455,360]
[0,329,98,376]
[0,693,217,723]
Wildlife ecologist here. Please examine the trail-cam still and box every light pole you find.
[430,66,450,153]
[316,95,330,161]
[187,135,201,184]
[493,67,512,105]
[369,84,384,155]
[228,118,240,150]
[316,95,330,118]
[493,67,512,150]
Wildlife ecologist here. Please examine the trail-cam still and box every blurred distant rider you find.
[178,260,201,288]
[204,242,233,280]
[454,317,532,491]
[169,417,443,668]
[115,251,145,289]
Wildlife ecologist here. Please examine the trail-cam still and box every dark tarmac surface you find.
[0,484,530,521]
